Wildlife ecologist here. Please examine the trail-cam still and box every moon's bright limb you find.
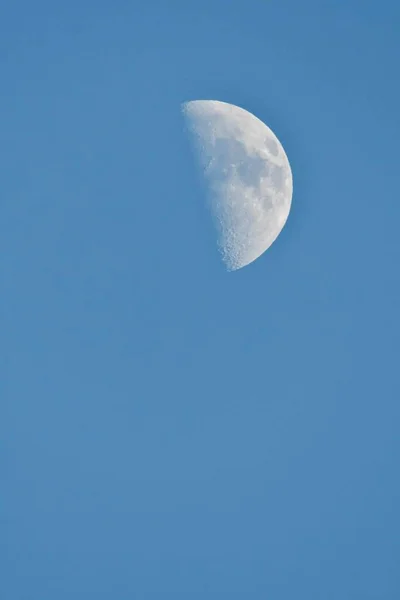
[182,100,293,271]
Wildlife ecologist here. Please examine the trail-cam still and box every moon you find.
[182,100,293,271]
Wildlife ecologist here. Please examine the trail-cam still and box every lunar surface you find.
[182,100,293,271]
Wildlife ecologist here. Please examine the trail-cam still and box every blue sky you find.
[2,1,399,598]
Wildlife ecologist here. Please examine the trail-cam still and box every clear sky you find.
[2,1,399,598]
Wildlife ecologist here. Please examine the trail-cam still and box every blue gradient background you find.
[2,1,399,598]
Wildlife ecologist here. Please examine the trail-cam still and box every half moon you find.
[182,100,293,271]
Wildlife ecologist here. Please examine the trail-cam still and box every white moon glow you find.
[182,100,293,271]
